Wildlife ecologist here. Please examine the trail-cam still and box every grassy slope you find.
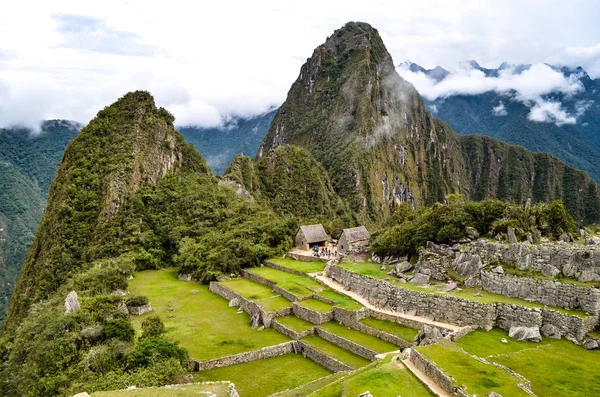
[193,354,331,397]
[273,316,315,333]
[266,257,326,273]
[418,340,530,397]
[218,278,292,311]
[318,322,399,352]
[457,329,600,397]
[128,269,289,360]
[298,299,333,312]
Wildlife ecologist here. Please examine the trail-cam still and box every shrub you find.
[141,316,165,339]
[104,319,135,343]
[126,295,149,307]
[125,337,188,369]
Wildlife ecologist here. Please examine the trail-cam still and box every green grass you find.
[247,266,362,310]
[267,257,326,273]
[90,383,229,396]
[318,322,399,352]
[193,354,331,397]
[500,265,600,288]
[336,262,587,317]
[360,318,418,342]
[311,355,434,397]
[298,299,333,313]
[128,269,290,360]
[274,372,348,397]
[219,278,291,311]
[457,329,600,397]
[274,316,315,333]
[302,335,371,369]
[418,340,530,396]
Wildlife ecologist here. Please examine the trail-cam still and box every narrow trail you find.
[396,356,452,397]
[312,272,468,333]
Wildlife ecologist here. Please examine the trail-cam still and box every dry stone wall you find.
[264,260,307,276]
[192,342,297,371]
[481,271,600,313]
[240,270,276,288]
[297,341,353,372]
[315,327,378,360]
[292,302,333,324]
[288,253,326,262]
[272,319,314,339]
[330,266,598,342]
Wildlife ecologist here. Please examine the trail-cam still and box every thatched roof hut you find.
[295,224,329,250]
[337,226,370,254]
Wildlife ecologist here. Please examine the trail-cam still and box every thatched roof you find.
[298,224,329,243]
[341,226,370,243]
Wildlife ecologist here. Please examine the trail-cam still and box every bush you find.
[104,319,135,343]
[126,295,149,307]
[141,316,165,339]
[125,337,188,369]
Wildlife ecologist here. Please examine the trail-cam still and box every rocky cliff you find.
[257,22,600,224]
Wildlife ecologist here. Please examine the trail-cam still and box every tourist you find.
[376,299,381,309]
[442,329,447,337]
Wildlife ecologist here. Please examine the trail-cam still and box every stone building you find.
[295,224,329,250]
[337,226,370,254]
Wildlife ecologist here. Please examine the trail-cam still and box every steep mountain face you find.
[179,109,276,174]
[0,121,79,322]
[225,145,354,234]
[5,92,210,329]
[258,22,600,225]
[403,62,600,182]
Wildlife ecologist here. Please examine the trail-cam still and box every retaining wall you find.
[240,269,276,288]
[264,260,307,277]
[481,271,600,313]
[292,302,333,324]
[192,342,296,371]
[315,327,378,360]
[408,348,469,397]
[330,266,598,342]
[209,282,292,327]
[297,341,353,372]
[288,252,327,262]
[367,309,435,331]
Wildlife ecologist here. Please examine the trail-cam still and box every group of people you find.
[312,245,336,258]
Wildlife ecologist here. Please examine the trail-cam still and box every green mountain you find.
[257,22,600,225]
[0,121,79,322]
[404,62,600,183]
[179,109,276,174]
[1,91,295,396]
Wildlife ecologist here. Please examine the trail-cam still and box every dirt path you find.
[312,273,467,333]
[396,356,451,397]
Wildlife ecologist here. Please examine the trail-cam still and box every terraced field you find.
[301,335,371,369]
[360,317,419,342]
[266,257,326,273]
[318,322,399,353]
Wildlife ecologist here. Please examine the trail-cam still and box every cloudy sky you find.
[1,0,599,130]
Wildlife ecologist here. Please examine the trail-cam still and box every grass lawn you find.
[418,340,530,397]
[360,317,419,342]
[336,262,587,317]
[128,269,290,360]
[266,257,326,273]
[248,266,362,310]
[458,329,600,397]
[318,322,399,352]
[302,335,371,369]
[219,278,291,312]
[193,354,331,397]
[90,383,229,396]
[298,299,333,313]
[312,355,434,397]
[274,316,315,333]
[275,372,347,397]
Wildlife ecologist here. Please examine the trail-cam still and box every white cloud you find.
[397,63,588,126]
[492,102,508,116]
[0,0,598,129]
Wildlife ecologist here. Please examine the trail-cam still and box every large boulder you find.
[409,273,430,285]
[456,255,482,277]
[395,261,413,273]
[508,326,542,342]
[507,227,518,244]
[540,324,561,339]
[64,291,80,314]
[583,338,600,350]
[413,325,442,346]
[466,227,480,240]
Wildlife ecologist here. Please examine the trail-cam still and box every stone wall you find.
[127,303,152,316]
[240,270,276,288]
[408,348,469,397]
[288,252,326,262]
[292,302,333,324]
[264,260,307,277]
[481,271,600,313]
[330,266,496,329]
[332,307,370,325]
[367,309,435,331]
[330,266,598,342]
[345,321,409,348]
[272,319,314,339]
[314,327,378,360]
[192,342,296,371]
[297,341,353,372]
[209,282,292,327]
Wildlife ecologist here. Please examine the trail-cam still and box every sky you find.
[0,0,599,131]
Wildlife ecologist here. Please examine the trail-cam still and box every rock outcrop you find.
[64,291,80,314]
[508,326,542,342]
